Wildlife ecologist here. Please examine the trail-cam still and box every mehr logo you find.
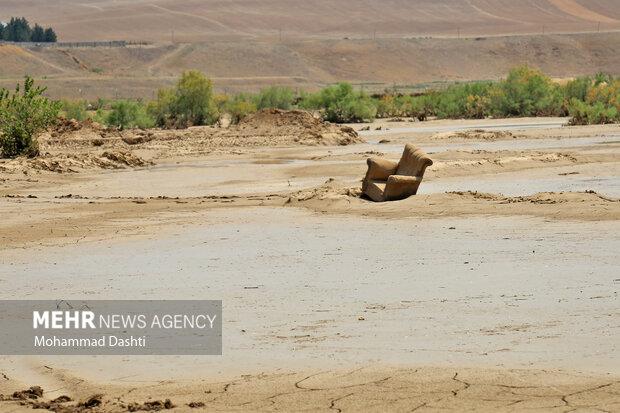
[0,301,223,355]
[33,311,96,329]
[32,310,217,330]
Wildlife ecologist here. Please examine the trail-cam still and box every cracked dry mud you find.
[0,368,618,412]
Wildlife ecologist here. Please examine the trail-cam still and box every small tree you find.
[43,27,57,43]
[172,71,217,126]
[0,77,60,157]
[31,24,45,42]
[5,17,32,42]
[490,66,563,117]
[150,71,218,128]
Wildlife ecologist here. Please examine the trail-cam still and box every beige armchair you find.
[362,143,433,202]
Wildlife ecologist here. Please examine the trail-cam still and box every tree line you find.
[0,17,57,43]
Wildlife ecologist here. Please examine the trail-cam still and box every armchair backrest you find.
[396,143,433,177]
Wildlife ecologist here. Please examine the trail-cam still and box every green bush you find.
[567,78,619,124]
[375,96,394,118]
[255,86,295,110]
[61,99,88,121]
[432,82,494,118]
[381,67,571,120]
[586,80,620,109]
[148,88,176,128]
[375,95,403,118]
[300,83,376,123]
[564,77,592,103]
[150,71,218,128]
[91,98,108,111]
[489,66,564,117]
[568,99,618,125]
[224,93,257,124]
[106,100,154,130]
[594,72,614,86]
[408,95,435,120]
[374,94,430,120]
[0,77,60,157]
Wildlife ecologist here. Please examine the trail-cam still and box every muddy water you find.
[1,208,618,383]
[423,162,620,197]
[368,135,620,154]
[359,119,567,137]
[4,131,615,214]
[15,135,617,200]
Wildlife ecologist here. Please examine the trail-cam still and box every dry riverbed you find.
[0,116,619,412]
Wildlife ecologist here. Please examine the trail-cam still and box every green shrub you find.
[432,82,494,118]
[489,66,564,117]
[174,71,218,126]
[150,71,218,128]
[91,98,108,111]
[224,93,257,124]
[568,99,618,125]
[61,99,88,121]
[300,83,376,123]
[375,95,401,118]
[373,94,430,120]
[255,86,295,110]
[91,108,108,125]
[106,100,154,130]
[586,80,620,109]
[0,77,60,157]
[567,78,619,124]
[148,88,176,128]
[594,72,614,86]
[298,90,322,111]
[408,95,436,120]
[213,94,229,114]
[564,77,592,103]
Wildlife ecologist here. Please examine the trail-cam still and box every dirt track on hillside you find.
[2,32,620,99]
[4,0,620,42]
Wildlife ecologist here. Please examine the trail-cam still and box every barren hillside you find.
[1,0,619,42]
[1,32,619,100]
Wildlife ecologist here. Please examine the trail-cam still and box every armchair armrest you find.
[384,175,424,201]
[365,157,398,181]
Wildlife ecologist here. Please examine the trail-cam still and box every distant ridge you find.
[2,0,620,42]
[1,32,619,100]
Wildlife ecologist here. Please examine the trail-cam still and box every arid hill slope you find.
[0,32,619,100]
[1,0,619,42]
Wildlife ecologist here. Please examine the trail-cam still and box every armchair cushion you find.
[384,175,423,201]
[365,158,398,181]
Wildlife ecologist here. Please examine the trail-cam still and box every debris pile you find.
[0,151,152,174]
[235,109,364,146]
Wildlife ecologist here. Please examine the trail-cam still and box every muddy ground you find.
[0,114,619,412]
